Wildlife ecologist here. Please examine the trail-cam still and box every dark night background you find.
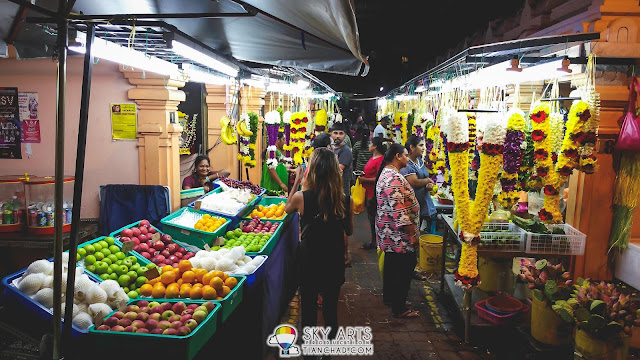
[313,0,526,120]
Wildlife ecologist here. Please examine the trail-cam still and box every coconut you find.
[215,258,235,272]
[88,303,112,319]
[217,248,230,256]
[189,258,201,269]
[18,273,45,295]
[61,252,70,265]
[26,259,53,276]
[41,275,53,289]
[86,286,108,304]
[32,288,56,308]
[72,311,93,331]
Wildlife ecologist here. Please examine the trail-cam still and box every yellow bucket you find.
[478,257,514,293]
[531,295,572,345]
[574,329,629,359]
[419,234,443,272]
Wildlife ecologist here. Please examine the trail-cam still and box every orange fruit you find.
[221,272,229,281]
[165,283,180,298]
[224,277,238,289]
[160,271,177,285]
[216,296,223,300]
[140,284,153,297]
[189,286,203,299]
[210,276,224,290]
[202,271,216,286]
[179,260,193,274]
[146,277,159,286]
[211,270,225,279]
[202,285,217,300]
[220,285,231,297]
[176,278,184,286]
[161,265,174,274]
[179,285,192,299]
[192,283,203,290]
[195,269,208,283]
[153,281,165,289]
[181,270,196,284]
[151,285,166,298]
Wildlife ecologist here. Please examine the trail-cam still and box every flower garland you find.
[579,103,599,174]
[264,110,281,169]
[290,112,308,165]
[425,125,438,180]
[467,115,477,159]
[393,112,408,145]
[281,111,293,167]
[314,109,328,137]
[520,129,535,191]
[529,102,551,192]
[237,112,253,166]
[446,113,506,288]
[539,101,590,223]
[498,109,525,208]
[549,112,564,161]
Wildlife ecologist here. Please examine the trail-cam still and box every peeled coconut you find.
[32,288,56,308]
[86,286,108,304]
[242,255,252,263]
[235,260,246,267]
[61,252,70,265]
[26,259,53,276]
[18,273,45,295]
[217,248,230,256]
[72,311,93,331]
[88,303,112,319]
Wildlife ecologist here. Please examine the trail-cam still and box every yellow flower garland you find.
[530,102,551,192]
[471,152,504,234]
[458,243,479,280]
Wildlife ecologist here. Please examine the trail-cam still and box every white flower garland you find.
[265,110,281,125]
[483,115,507,146]
[444,113,469,144]
[283,111,292,124]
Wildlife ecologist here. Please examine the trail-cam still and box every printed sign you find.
[19,92,40,143]
[21,119,41,143]
[0,87,22,159]
[110,103,137,140]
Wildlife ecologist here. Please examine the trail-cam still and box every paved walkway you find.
[267,212,492,360]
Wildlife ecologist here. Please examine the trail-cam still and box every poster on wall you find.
[0,87,22,159]
[19,92,40,143]
[110,103,137,140]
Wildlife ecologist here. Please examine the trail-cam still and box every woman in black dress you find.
[286,148,353,338]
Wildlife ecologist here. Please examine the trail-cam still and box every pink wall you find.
[0,56,139,218]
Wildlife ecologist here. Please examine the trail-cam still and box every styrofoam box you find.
[615,242,640,291]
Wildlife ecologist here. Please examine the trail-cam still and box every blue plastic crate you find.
[229,255,267,290]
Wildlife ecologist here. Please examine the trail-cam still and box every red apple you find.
[177,326,191,336]
[133,245,142,253]
[140,226,148,235]
[104,316,119,327]
[154,241,165,252]
[136,312,149,321]
[124,325,136,332]
[171,321,182,329]
[168,255,178,264]
[182,309,194,316]
[136,328,150,333]
[145,319,158,330]
[133,238,141,245]
[120,236,131,243]
[187,304,199,311]
[184,319,198,330]
[163,328,178,335]
[161,302,173,312]
[192,310,207,323]
[172,302,186,314]
[202,301,216,313]
[112,311,125,319]
[180,314,192,323]
[137,300,149,307]
[148,313,161,322]
[131,227,141,237]
[150,328,164,335]
[166,243,178,253]
[97,325,110,331]
[174,252,183,259]
[139,234,148,242]
[111,325,125,332]
[126,305,140,313]
[148,227,157,234]
[157,320,171,330]
[139,243,150,252]
[177,247,186,254]
[146,240,154,248]
[141,252,151,260]
[121,228,133,238]
[168,315,182,323]
[160,234,172,244]
[139,219,150,228]
[132,320,145,329]
[160,249,170,258]
[172,263,179,268]
[117,318,132,327]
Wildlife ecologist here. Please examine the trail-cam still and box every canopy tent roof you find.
[1,0,369,77]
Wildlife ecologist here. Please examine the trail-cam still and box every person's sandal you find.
[393,310,420,318]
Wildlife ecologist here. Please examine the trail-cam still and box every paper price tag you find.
[152,233,161,242]
[212,237,225,246]
[144,267,160,280]
[203,243,211,251]
[121,241,134,252]
[94,313,104,327]
[117,301,126,312]
[194,201,202,211]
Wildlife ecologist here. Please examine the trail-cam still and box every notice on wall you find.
[0,87,22,159]
[110,103,137,140]
[19,92,40,143]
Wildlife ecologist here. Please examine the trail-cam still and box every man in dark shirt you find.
[331,123,353,196]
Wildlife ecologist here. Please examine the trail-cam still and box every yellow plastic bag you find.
[351,177,365,214]
[377,249,384,279]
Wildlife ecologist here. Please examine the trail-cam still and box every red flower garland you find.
[531,130,546,142]
[447,142,470,152]
[543,185,559,196]
[482,143,504,155]
[536,166,549,177]
[534,148,549,160]
[531,111,547,123]
[558,165,572,177]
[539,208,554,221]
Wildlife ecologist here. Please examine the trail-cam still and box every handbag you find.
[350,177,366,214]
[615,76,640,152]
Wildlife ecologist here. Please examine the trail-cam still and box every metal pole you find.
[52,0,67,358]
[62,23,94,353]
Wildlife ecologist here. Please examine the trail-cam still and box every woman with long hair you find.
[375,144,420,318]
[402,135,437,233]
[359,137,387,250]
[182,155,231,192]
[285,148,353,338]
[353,125,373,173]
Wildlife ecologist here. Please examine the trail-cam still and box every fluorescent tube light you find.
[182,64,233,86]
[69,33,179,76]
[414,85,427,93]
[171,41,239,78]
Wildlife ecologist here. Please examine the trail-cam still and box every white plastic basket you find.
[525,224,586,255]
[479,223,526,251]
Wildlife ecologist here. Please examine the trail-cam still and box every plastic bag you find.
[616,76,640,152]
[351,177,365,214]
[377,249,384,279]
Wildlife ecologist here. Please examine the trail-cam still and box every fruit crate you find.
[110,221,164,242]
[188,186,266,228]
[2,259,96,337]
[72,236,151,283]
[160,207,231,249]
[478,223,526,251]
[227,221,284,257]
[241,197,289,222]
[212,275,245,323]
[229,255,267,290]
[524,223,586,255]
[89,299,221,360]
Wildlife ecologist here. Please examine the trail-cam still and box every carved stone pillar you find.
[122,69,185,212]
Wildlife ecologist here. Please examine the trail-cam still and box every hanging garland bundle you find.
[539,101,589,223]
[314,109,328,137]
[548,112,564,162]
[425,125,439,180]
[392,112,408,145]
[529,102,551,191]
[281,111,293,166]
[580,54,600,174]
[264,110,281,169]
[247,112,259,167]
[498,109,525,208]
[237,112,253,166]
[467,114,477,159]
[290,112,308,165]
[446,113,506,288]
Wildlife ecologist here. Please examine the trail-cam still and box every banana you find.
[237,120,253,137]
[235,121,247,137]
[221,124,237,145]
[220,116,230,127]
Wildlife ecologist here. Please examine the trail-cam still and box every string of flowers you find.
[425,125,439,181]
[264,110,281,169]
[529,102,551,192]
[539,101,590,223]
[467,115,478,181]
[498,109,525,208]
[314,109,328,138]
[237,112,252,166]
[580,54,600,174]
[520,129,535,191]
[302,111,314,160]
[247,112,259,167]
[290,112,308,165]
[281,111,293,167]
[549,112,564,163]
[446,113,506,289]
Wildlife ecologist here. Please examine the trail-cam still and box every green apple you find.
[109,245,120,254]
[135,276,147,287]
[136,288,141,295]
[100,248,111,257]
[148,301,160,309]
[99,273,110,280]
[123,286,129,293]
[122,259,133,268]
[94,252,105,261]
[94,261,109,274]
[107,254,118,263]
[84,244,95,255]
[130,263,141,272]
[103,257,112,266]
[93,242,103,252]
[129,283,137,291]
[109,273,118,281]
[234,228,242,237]
[136,266,148,276]
[86,264,96,273]
[127,291,138,299]
[107,267,113,274]
[84,254,96,265]
[211,246,220,251]
[98,240,109,249]
[127,271,138,281]
[115,260,123,266]
[115,252,126,260]
[126,256,137,265]
[225,231,234,240]
[115,265,129,276]
[105,237,115,246]
[77,248,87,258]
[118,274,131,287]
[76,253,81,262]
[110,263,120,272]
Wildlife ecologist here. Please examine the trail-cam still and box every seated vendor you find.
[182,155,231,193]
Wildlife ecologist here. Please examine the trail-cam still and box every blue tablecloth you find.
[196,213,299,359]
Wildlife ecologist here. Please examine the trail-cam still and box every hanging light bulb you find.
[507,57,522,72]
[557,57,572,73]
